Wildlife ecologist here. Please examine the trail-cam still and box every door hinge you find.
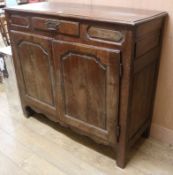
[119,63,123,77]
[116,125,121,142]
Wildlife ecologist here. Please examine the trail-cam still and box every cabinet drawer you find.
[32,17,79,36]
[9,15,30,29]
[87,26,125,44]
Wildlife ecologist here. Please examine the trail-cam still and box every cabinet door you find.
[11,31,57,120]
[53,40,120,145]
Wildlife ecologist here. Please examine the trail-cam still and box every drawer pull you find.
[45,20,60,31]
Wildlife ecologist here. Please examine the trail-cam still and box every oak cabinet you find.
[5,2,167,168]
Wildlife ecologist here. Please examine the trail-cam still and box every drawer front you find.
[32,17,79,36]
[7,12,127,49]
[88,26,125,43]
[80,24,127,48]
[9,14,30,29]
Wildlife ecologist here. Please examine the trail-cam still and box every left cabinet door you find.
[11,31,58,121]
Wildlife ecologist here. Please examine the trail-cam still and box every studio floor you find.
[0,82,173,175]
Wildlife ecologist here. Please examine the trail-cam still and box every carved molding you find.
[17,41,55,107]
[10,15,30,29]
[87,26,125,44]
[60,51,107,130]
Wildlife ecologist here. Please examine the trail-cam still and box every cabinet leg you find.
[116,153,127,168]
[23,106,34,118]
[116,145,127,168]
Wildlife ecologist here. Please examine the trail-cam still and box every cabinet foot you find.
[116,156,126,169]
[116,146,127,169]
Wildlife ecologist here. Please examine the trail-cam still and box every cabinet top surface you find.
[5,2,167,25]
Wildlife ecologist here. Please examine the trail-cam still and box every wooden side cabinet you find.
[5,2,167,168]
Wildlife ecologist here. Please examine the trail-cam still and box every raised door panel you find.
[11,31,57,119]
[53,40,120,145]
[62,52,107,129]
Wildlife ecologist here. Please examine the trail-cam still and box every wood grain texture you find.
[88,26,124,43]
[5,2,167,168]
[5,2,167,25]
[10,31,58,121]
[53,40,120,146]
[32,17,79,36]
[10,14,30,28]
[129,63,156,138]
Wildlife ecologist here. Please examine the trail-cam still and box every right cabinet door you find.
[53,40,120,145]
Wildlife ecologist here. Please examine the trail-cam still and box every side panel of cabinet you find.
[53,40,120,145]
[10,31,58,121]
[128,19,163,142]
